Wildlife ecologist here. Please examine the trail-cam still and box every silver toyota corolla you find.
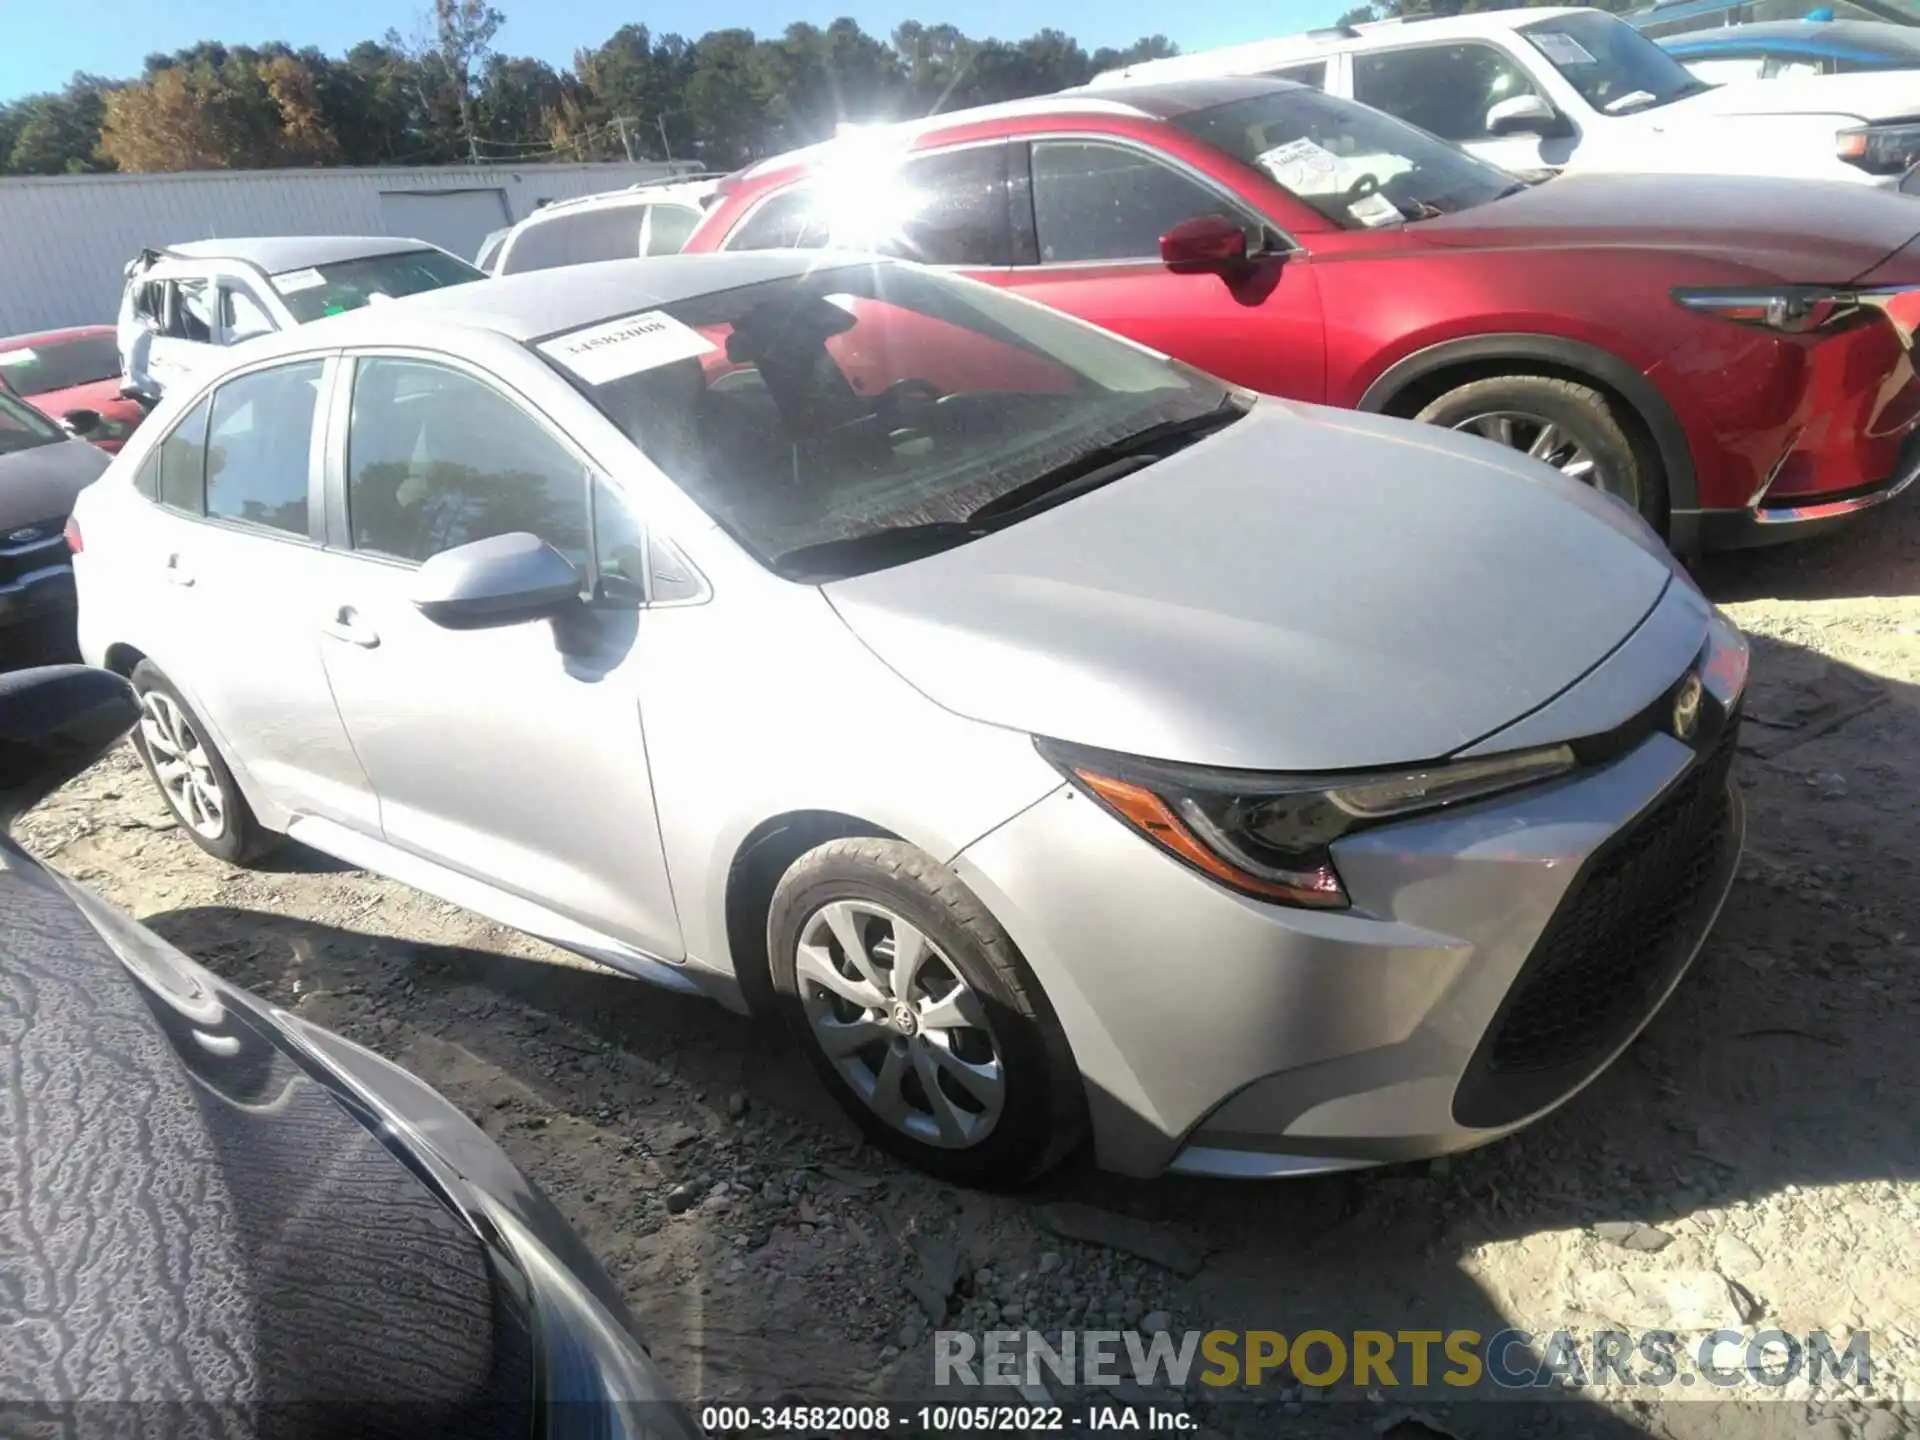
[70,251,1747,1186]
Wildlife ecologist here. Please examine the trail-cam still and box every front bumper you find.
[952,613,1747,1180]
[1677,426,1920,552]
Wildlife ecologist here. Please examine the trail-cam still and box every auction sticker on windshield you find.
[1348,192,1403,228]
[539,311,717,385]
[1256,138,1342,193]
[1530,31,1597,65]
[274,268,327,294]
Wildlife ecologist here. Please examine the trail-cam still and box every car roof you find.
[1660,17,1920,51]
[1088,6,1590,84]
[245,250,853,355]
[0,324,115,348]
[520,178,721,224]
[160,235,436,272]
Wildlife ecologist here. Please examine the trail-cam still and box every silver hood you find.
[825,400,1678,772]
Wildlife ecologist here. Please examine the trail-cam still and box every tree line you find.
[0,0,1179,176]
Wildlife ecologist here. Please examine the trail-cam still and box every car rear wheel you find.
[767,837,1085,1187]
[1414,375,1666,530]
[129,660,278,865]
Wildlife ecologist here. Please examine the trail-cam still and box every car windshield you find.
[0,391,65,457]
[542,263,1235,580]
[0,333,120,396]
[271,248,483,323]
[1170,85,1521,226]
[1520,10,1711,114]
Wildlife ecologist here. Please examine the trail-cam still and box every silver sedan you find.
[71,251,1745,1185]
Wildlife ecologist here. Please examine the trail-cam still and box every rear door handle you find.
[321,609,380,649]
[164,554,194,587]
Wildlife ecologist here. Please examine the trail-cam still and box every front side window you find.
[1518,10,1708,114]
[222,287,277,344]
[1029,141,1244,264]
[0,332,121,396]
[0,391,65,457]
[271,249,483,325]
[725,145,1013,267]
[205,360,322,536]
[1352,43,1550,144]
[540,262,1233,580]
[1171,86,1520,226]
[155,395,212,513]
[168,280,216,344]
[345,357,587,565]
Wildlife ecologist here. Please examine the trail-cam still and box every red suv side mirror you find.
[1160,215,1252,275]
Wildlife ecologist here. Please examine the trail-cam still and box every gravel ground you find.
[13,494,1920,1440]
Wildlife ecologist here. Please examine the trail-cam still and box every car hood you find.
[1653,68,1920,124]
[1416,171,1920,282]
[825,400,1678,772]
[0,436,111,528]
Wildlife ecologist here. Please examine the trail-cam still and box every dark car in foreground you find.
[0,664,697,1437]
[0,389,110,658]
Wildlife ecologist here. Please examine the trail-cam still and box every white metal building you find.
[0,160,695,334]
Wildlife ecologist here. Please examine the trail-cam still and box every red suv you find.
[685,75,1920,552]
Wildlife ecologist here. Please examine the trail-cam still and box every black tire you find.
[767,837,1085,1188]
[128,660,279,866]
[1413,373,1667,532]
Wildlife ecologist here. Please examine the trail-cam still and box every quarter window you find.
[1028,141,1243,264]
[1352,43,1547,144]
[641,204,702,256]
[155,395,212,513]
[1269,60,1329,89]
[345,357,589,566]
[205,360,322,537]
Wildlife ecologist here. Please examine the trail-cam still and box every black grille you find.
[1452,716,1739,1129]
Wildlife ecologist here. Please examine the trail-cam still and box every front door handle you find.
[164,554,194,587]
[321,609,380,649]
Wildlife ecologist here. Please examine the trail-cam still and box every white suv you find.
[118,237,483,400]
[1091,6,1920,186]
[491,177,722,276]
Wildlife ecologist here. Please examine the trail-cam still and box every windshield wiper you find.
[963,396,1249,527]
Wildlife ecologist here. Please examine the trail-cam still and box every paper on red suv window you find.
[1347,192,1403,228]
[1254,138,1341,193]
[538,310,717,385]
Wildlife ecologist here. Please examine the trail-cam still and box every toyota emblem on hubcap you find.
[1673,674,1703,743]
[890,1000,918,1035]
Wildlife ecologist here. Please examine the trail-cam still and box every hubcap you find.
[1451,410,1637,508]
[795,900,1006,1150]
[138,690,226,840]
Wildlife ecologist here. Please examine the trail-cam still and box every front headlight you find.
[1838,120,1920,177]
[1672,285,1862,334]
[1037,739,1577,908]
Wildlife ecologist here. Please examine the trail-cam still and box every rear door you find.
[991,136,1327,401]
[130,356,379,831]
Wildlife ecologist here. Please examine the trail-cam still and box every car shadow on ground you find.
[137,631,1918,1439]
[1691,493,1920,605]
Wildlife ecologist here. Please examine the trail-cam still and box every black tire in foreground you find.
[768,837,1085,1187]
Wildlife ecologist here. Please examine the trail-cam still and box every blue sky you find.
[2,0,1344,103]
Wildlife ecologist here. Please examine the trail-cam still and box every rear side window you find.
[155,395,212,513]
[205,360,323,536]
[345,357,589,565]
[166,280,216,344]
[1028,141,1243,264]
[499,209,645,275]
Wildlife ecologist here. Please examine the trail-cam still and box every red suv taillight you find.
[63,516,83,554]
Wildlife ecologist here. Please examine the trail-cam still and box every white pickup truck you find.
[1089,6,1920,188]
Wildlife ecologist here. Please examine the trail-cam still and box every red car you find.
[684,75,1920,552]
[0,325,146,454]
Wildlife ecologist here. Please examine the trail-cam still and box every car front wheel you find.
[129,660,277,865]
[767,837,1085,1187]
[1415,374,1666,531]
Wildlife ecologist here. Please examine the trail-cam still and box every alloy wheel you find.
[1451,410,1638,508]
[138,689,227,840]
[795,900,1006,1149]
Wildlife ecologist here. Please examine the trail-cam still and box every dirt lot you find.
[15,495,1920,1440]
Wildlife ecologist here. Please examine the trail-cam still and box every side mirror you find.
[411,532,584,630]
[1486,93,1561,137]
[60,408,105,439]
[0,666,141,825]
[1160,214,1254,276]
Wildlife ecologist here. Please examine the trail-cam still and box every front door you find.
[988,138,1329,403]
[309,352,682,961]
[132,358,378,832]
[1348,41,1568,175]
